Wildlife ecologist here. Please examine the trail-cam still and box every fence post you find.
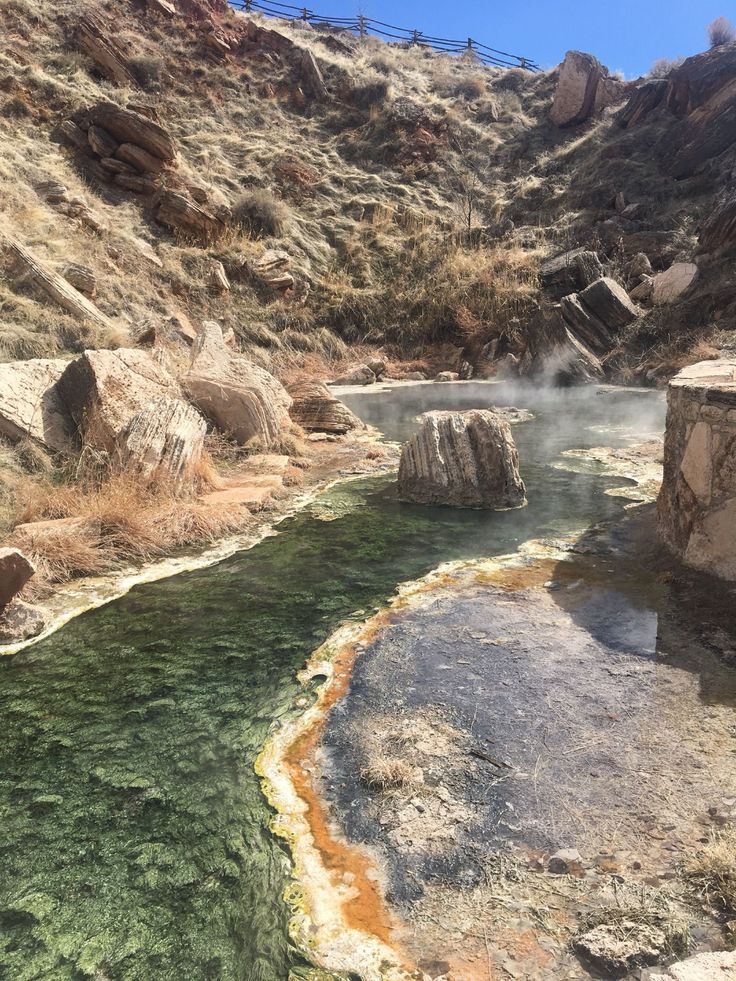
[358,14,366,38]
[467,37,473,51]
[411,29,420,45]
[302,6,309,20]
[519,57,527,69]
[245,0,251,10]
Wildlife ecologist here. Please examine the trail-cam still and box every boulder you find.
[540,247,588,288]
[666,42,736,116]
[114,396,207,491]
[329,364,376,386]
[87,124,118,158]
[85,103,177,164]
[115,143,166,174]
[658,359,736,580]
[699,194,736,253]
[551,51,626,127]
[63,263,97,297]
[366,356,387,378]
[398,409,526,509]
[0,548,36,611]
[154,189,227,242]
[435,371,460,382]
[559,293,612,353]
[58,349,180,451]
[0,359,76,452]
[299,48,328,99]
[629,276,654,302]
[0,600,46,644]
[651,261,698,306]
[547,848,583,874]
[288,381,363,435]
[250,250,294,290]
[574,921,668,974]
[578,277,640,330]
[554,326,604,382]
[182,323,291,447]
[648,950,736,981]
[573,250,604,288]
[207,260,230,292]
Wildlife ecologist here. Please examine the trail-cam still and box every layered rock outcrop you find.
[182,323,291,446]
[398,409,526,509]
[288,381,363,434]
[658,359,736,580]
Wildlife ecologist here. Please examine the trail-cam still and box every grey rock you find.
[579,276,641,330]
[288,381,363,435]
[330,365,376,386]
[398,409,526,509]
[0,600,46,644]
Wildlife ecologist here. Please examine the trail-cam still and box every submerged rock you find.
[398,409,526,509]
[0,599,46,644]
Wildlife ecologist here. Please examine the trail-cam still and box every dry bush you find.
[707,16,736,48]
[648,56,685,78]
[686,828,736,918]
[351,72,391,110]
[232,189,290,238]
[129,54,166,89]
[360,758,416,790]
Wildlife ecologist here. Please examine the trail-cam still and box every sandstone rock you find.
[288,381,363,435]
[435,371,460,382]
[59,119,89,150]
[0,548,36,611]
[250,249,294,289]
[579,277,640,330]
[99,157,138,177]
[398,409,526,509]
[625,252,653,285]
[700,194,736,253]
[0,600,46,644]
[573,250,604,288]
[0,358,76,452]
[114,396,207,491]
[629,276,654,302]
[618,78,669,128]
[651,262,698,306]
[300,48,328,99]
[559,293,612,353]
[115,142,167,174]
[58,349,180,451]
[547,848,582,874]
[574,921,668,974]
[114,173,160,195]
[658,359,736,580]
[75,16,138,88]
[551,51,626,127]
[86,103,177,164]
[647,950,736,980]
[366,356,387,378]
[666,42,736,116]
[207,260,230,292]
[87,124,118,157]
[154,189,226,241]
[553,325,604,383]
[540,247,588,288]
[63,263,97,297]
[330,365,376,386]
[146,0,176,15]
[182,323,291,447]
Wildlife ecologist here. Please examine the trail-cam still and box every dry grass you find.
[360,758,416,790]
[686,827,736,919]
[577,885,690,957]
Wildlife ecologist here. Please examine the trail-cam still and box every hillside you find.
[1,0,736,630]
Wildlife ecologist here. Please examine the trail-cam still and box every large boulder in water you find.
[398,409,526,509]
[182,323,291,447]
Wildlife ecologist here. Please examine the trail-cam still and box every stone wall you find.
[658,359,736,579]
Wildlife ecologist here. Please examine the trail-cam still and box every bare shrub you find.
[707,16,736,47]
[686,827,736,917]
[648,56,685,78]
[232,189,290,238]
[129,54,166,89]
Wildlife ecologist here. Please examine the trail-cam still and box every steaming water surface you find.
[0,383,665,980]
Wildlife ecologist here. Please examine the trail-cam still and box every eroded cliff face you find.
[658,359,736,579]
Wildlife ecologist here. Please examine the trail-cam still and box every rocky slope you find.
[2,0,736,628]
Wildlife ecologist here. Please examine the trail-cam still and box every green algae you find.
[0,385,665,980]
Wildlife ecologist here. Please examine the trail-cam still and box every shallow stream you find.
[0,382,669,980]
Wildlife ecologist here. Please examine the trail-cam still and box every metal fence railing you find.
[230,0,540,71]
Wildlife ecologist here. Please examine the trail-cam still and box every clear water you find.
[0,383,664,981]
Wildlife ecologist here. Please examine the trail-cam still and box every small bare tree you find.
[707,16,736,48]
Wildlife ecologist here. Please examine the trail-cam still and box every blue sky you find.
[350,0,736,77]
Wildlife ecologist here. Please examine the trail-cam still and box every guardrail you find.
[230,0,540,70]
